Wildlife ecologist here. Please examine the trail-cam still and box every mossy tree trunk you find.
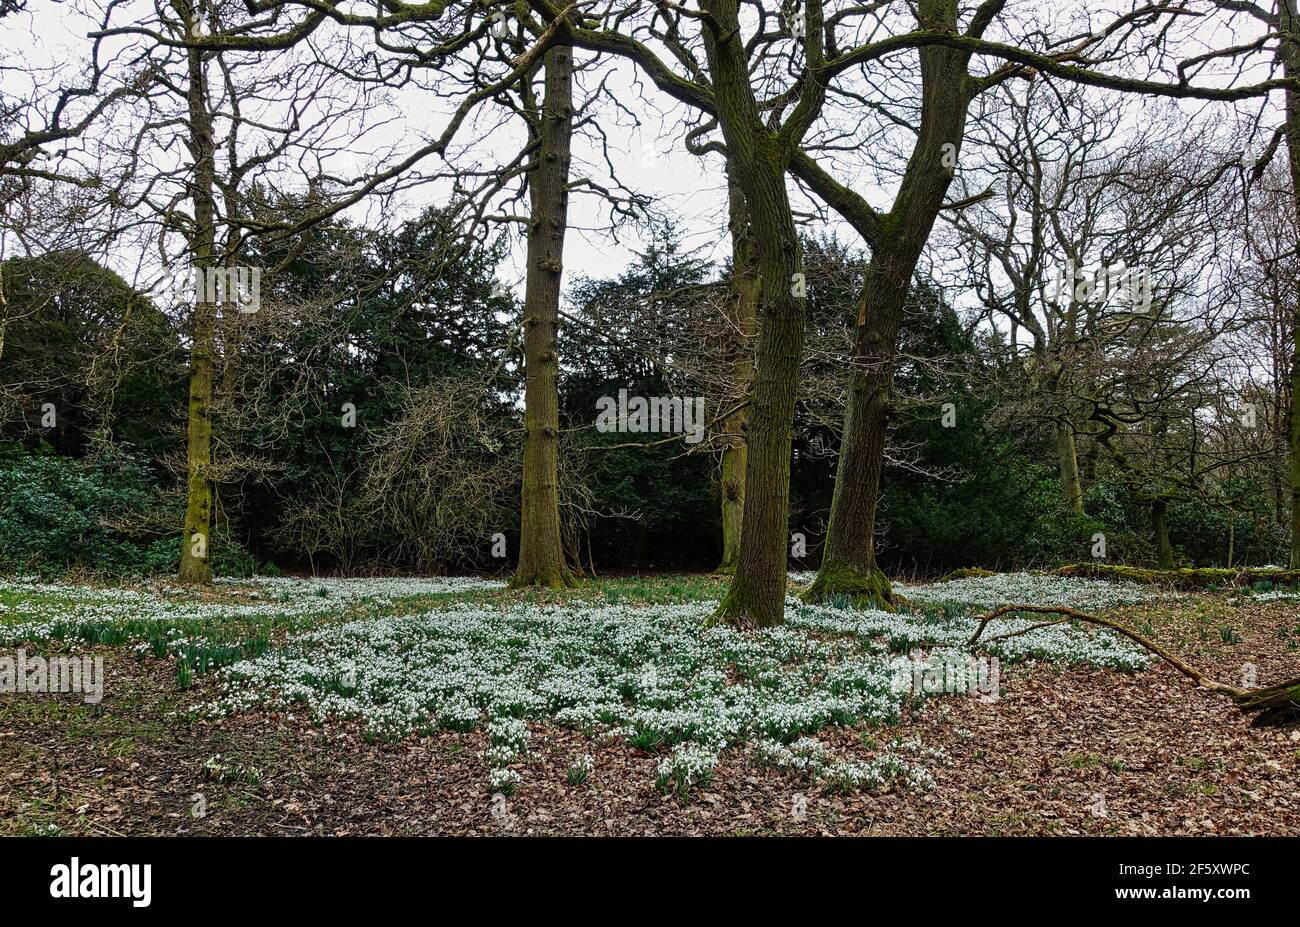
[513,47,575,589]
[717,155,759,574]
[1268,1,1300,566]
[1290,336,1300,569]
[805,3,970,608]
[178,9,217,586]
[1055,421,1084,514]
[706,0,820,628]
[803,249,913,609]
[1151,498,1175,569]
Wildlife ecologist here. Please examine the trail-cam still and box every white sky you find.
[0,1,1282,308]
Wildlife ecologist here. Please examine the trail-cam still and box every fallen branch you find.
[968,604,1300,727]
[1055,562,1300,589]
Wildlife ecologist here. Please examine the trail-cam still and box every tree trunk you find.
[716,156,759,574]
[704,0,808,628]
[1151,499,1175,569]
[1055,421,1084,514]
[513,47,574,589]
[1278,0,1300,568]
[1235,679,1300,727]
[805,14,971,608]
[1290,335,1300,568]
[178,13,217,585]
[803,249,912,609]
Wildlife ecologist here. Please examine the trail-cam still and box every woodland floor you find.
[2,572,1298,836]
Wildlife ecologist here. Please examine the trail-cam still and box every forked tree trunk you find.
[717,157,759,574]
[704,0,809,628]
[513,47,574,589]
[805,12,971,609]
[178,11,217,585]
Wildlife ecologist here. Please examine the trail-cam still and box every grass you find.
[2,568,1298,836]
[3,568,1283,820]
[0,570,1156,805]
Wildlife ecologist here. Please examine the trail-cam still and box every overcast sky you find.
[0,1,1278,309]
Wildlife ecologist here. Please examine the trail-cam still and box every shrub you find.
[0,446,175,576]
[0,446,264,578]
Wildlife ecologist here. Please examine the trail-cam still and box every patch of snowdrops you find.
[203,583,1148,797]
[754,735,946,793]
[896,571,1163,612]
[0,575,504,646]
[786,599,1148,670]
[1244,589,1300,603]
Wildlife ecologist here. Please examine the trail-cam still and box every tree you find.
[514,46,577,588]
[716,154,759,574]
[534,0,827,627]
[798,0,1289,605]
[945,82,1235,524]
[0,250,180,458]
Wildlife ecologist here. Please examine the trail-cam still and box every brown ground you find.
[3,593,1298,836]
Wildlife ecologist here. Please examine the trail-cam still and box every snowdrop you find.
[655,743,720,797]
[0,575,505,647]
[899,572,1161,612]
[8,571,1153,798]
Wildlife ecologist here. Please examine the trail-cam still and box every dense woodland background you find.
[1,1,1297,592]
[3,217,1290,578]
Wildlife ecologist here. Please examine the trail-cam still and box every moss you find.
[706,566,784,629]
[1056,563,1300,589]
[937,567,996,582]
[508,571,573,591]
[799,561,899,612]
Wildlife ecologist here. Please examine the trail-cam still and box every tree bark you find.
[704,0,809,628]
[803,248,913,609]
[178,6,217,585]
[1151,498,1175,569]
[716,156,759,574]
[1055,421,1084,514]
[1278,0,1300,568]
[513,47,575,589]
[805,6,971,608]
